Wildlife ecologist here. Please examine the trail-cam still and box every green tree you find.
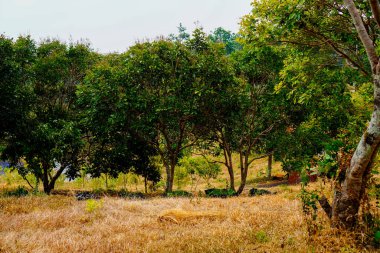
[0,36,35,141]
[3,39,97,194]
[124,40,201,193]
[77,54,160,193]
[242,0,377,228]
[209,27,242,54]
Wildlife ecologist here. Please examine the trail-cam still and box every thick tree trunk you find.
[225,150,235,191]
[267,153,273,179]
[331,74,380,228]
[227,164,235,191]
[220,137,235,191]
[165,163,172,193]
[236,152,249,195]
[144,176,148,194]
[42,163,53,194]
[165,161,176,193]
[236,169,248,195]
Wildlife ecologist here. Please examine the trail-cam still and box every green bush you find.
[118,189,145,199]
[205,188,236,198]
[166,190,192,197]
[179,156,221,188]
[255,230,270,243]
[85,199,103,213]
[249,188,272,196]
[4,186,29,197]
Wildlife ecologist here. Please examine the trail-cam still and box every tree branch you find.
[344,0,378,72]
[370,0,380,28]
[248,151,274,166]
[318,195,332,219]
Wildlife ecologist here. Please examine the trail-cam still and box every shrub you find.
[179,156,221,187]
[118,189,145,199]
[85,199,103,213]
[205,188,236,198]
[166,190,192,197]
[255,230,269,243]
[249,188,272,196]
[4,186,29,197]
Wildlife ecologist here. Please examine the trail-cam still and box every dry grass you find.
[0,184,375,253]
[158,209,224,224]
[0,159,377,252]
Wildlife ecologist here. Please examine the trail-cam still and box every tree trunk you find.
[144,176,147,194]
[237,167,248,195]
[267,153,273,179]
[225,150,235,191]
[220,133,235,191]
[42,163,52,194]
[165,163,171,193]
[331,76,380,228]
[236,152,248,195]
[165,161,176,193]
[227,164,235,191]
[313,0,380,229]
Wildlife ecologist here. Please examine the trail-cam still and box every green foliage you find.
[85,199,103,213]
[255,230,270,243]
[0,35,35,140]
[299,188,319,220]
[241,0,371,176]
[76,52,159,184]
[209,27,242,54]
[375,230,380,244]
[4,186,29,197]
[174,166,189,189]
[205,188,236,198]
[1,38,98,193]
[249,188,272,196]
[179,156,221,186]
[166,190,192,197]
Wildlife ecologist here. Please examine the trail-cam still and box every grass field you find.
[0,186,373,253]
[0,158,378,252]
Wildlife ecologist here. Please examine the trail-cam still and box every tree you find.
[0,36,35,141]
[209,27,242,54]
[190,30,241,191]
[331,0,380,228]
[3,39,97,194]
[77,54,160,193]
[191,28,285,194]
[273,48,354,174]
[124,40,201,193]
[232,45,286,194]
[242,0,378,228]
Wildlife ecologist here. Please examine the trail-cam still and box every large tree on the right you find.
[242,0,380,229]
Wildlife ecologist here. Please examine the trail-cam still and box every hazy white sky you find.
[0,0,252,53]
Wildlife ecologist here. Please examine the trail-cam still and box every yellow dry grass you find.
[158,209,224,224]
[0,184,375,253]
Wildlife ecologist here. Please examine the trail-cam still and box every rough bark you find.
[164,158,176,193]
[224,148,235,191]
[236,152,249,195]
[319,195,332,219]
[370,0,380,28]
[331,75,380,228]
[267,153,273,178]
[328,0,380,229]
[219,130,236,191]
[164,162,173,193]
[42,163,50,194]
[144,176,148,194]
[344,0,378,71]
[227,164,235,191]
